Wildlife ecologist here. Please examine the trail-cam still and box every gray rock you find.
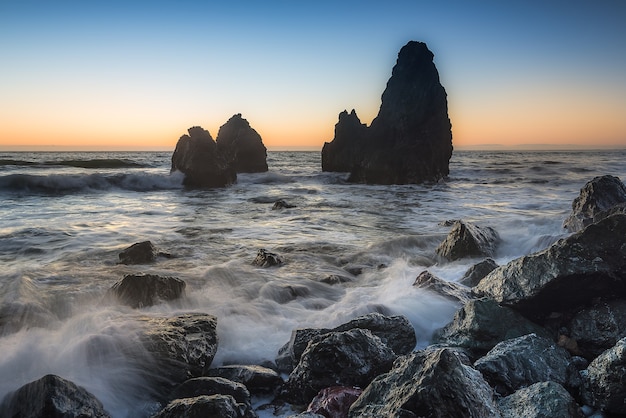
[460,258,498,287]
[118,240,171,265]
[348,348,501,418]
[216,113,268,173]
[206,365,283,395]
[581,337,626,414]
[413,270,471,303]
[474,214,626,321]
[153,394,254,418]
[109,274,186,308]
[474,333,580,396]
[170,376,251,405]
[436,220,499,261]
[252,248,284,267]
[0,374,110,418]
[567,299,626,359]
[272,199,296,210]
[498,381,584,418]
[276,328,330,373]
[563,175,626,232]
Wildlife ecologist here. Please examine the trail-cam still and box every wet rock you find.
[118,240,171,265]
[432,298,551,360]
[272,199,296,210]
[0,374,110,418]
[206,365,283,395]
[474,214,626,321]
[460,258,498,287]
[322,41,453,185]
[474,333,580,396]
[567,299,626,359]
[153,394,254,418]
[413,270,471,303]
[498,381,584,418]
[563,175,626,232]
[348,348,501,418]
[169,376,251,405]
[281,329,396,405]
[581,337,626,414]
[320,274,353,285]
[306,386,362,418]
[109,274,186,308]
[276,328,330,373]
[216,113,268,173]
[436,220,499,261]
[252,248,284,267]
[171,126,236,188]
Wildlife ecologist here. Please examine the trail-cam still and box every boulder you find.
[436,220,499,261]
[216,113,268,173]
[171,126,236,188]
[322,41,453,184]
[109,274,186,308]
[348,348,501,418]
[306,386,363,418]
[567,299,626,359]
[432,298,551,360]
[563,175,626,232]
[272,199,296,210]
[169,377,251,405]
[413,270,471,303]
[206,365,283,395]
[118,240,171,265]
[474,214,626,321]
[473,333,580,396]
[498,381,584,418]
[252,248,284,267]
[460,258,498,287]
[153,394,254,418]
[281,329,396,405]
[276,328,330,373]
[581,337,626,414]
[0,374,110,418]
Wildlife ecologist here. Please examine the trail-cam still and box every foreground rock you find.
[306,386,362,418]
[0,374,110,418]
[413,270,471,303]
[563,175,626,232]
[154,394,255,418]
[109,274,186,308]
[460,258,498,287]
[474,214,626,321]
[436,220,499,261]
[118,240,171,265]
[216,113,268,173]
[171,126,236,188]
[498,381,584,418]
[581,337,626,415]
[567,299,626,359]
[321,41,453,184]
[206,365,283,395]
[168,377,255,417]
[348,348,501,417]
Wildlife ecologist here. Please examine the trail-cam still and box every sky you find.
[1,0,625,151]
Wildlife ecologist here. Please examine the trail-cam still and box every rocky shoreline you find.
[2,175,626,417]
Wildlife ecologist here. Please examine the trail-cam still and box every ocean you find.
[1,149,625,417]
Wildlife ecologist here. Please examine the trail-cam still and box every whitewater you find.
[1,149,625,417]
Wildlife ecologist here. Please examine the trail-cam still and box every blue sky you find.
[1,0,625,149]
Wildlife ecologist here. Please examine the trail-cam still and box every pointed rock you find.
[216,113,268,173]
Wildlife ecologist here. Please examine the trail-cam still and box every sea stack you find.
[321,41,453,184]
[216,113,268,173]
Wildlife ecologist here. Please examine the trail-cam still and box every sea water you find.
[0,149,625,416]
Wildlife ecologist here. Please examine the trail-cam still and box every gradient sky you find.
[1,0,625,150]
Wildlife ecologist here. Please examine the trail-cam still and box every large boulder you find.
[348,348,501,418]
[474,214,626,321]
[118,240,171,265]
[322,41,453,184]
[109,274,186,308]
[0,374,110,418]
[153,394,254,418]
[581,337,626,414]
[216,113,268,173]
[436,220,499,261]
[206,365,283,395]
[563,175,626,232]
[171,126,236,188]
[567,299,626,359]
[498,381,584,418]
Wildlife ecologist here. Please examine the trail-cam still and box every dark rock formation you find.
[567,299,626,359]
[474,214,626,321]
[109,274,186,308]
[563,175,626,232]
[216,113,268,173]
[171,126,236,188]
[252,248,284,267]
[473,333,580,396]
[348,348,501,418]
[498,381,584,418]
[0,374,110,418]
[272,199,296,210]
[206,365,283,395]
[281,329,396,405]
[432,298,551,359]
[118,240,171,265]
[413,270,471,303]
[460,258,498,287]
[154,394,254,418]
[581,337,626,415]
[306,386,362,418]
[436,220,499,261]
[168,377,254,416]
[321,41,453,184]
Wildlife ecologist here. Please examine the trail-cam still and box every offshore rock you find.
[460,258,499,287]
[473,333,580,396]
[0,374,110,418]
[322,41,453,184]
[413,270,472,303]
[567,299,626,359]
[348,348,501,418]
[118,240,171,264]
[432,298,551,360]
[498,381,584,418]
[252,248,284,267]
[436,220,499,261]
[581,337,626,414]
[474,214,626,321]
[306,386,363,418]
[171,126,236,188]
[281,329,396,405]
[563,175,626,232]
[109,274,186,308]
[154,394,255,418]
[206,365,283,395]
[216,113,268,173]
